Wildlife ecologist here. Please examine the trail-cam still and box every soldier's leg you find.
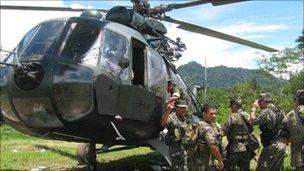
[256,145,271,171]
[271,141,286,171]
[257,141,286,171]
[238,152,251,171]
[225,152,250,171]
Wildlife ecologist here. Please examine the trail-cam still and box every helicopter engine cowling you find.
[106,6,167,36]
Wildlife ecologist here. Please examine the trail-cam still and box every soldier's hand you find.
[167,96,179,104]
[218,159,224,170]
[167,101,175,110]
[252,100,259,108]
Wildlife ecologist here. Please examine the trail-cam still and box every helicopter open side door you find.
[95,29,159,122]
[114,38,156,122]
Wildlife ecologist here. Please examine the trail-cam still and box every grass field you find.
[0,124,293,170]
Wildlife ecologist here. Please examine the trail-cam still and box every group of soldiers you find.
[160,82,304,171]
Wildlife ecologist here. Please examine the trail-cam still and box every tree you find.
[296,30,304,50]
[258,32,304,78]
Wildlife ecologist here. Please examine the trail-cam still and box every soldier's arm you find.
[210,144,224,170]
[160,103,174,127]
[249,100,259,125]
[167,86,181,104]
[222,116,233,136]
[204,127,224,170]
[280,113,291,144]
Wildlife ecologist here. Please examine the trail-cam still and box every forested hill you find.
[177,61,284,88]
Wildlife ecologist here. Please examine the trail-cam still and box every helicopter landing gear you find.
[100,144,111,152]
[77,143,97,171]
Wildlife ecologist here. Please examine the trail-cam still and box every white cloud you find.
[0,1,81,59]
[215,22,289,36]
[70,3,93,9]
[0,1,296,71]
[165,22,280,69]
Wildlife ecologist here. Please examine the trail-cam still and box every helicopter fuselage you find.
[0,16,172,145]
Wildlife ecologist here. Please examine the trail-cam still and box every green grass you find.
[0,124,159,170]
[0,124,293,170]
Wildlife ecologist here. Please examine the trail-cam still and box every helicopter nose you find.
[14,62,45,91]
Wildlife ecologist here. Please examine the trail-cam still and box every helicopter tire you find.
[77,143,97,171]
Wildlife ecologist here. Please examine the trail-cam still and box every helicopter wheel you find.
[77,143,97,171]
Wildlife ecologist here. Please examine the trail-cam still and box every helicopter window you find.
[59,22,101,63]
[100,30,128,80]
[131,38,145,87]
[19,21,65,60]
[53,63,94,121]
[146,48,167,98]
[16,26,39,56]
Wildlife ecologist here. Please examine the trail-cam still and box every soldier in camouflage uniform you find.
[160,99,189,170]
[166,80,187,105]
[222,97,257,171]
[250,93,286,171]
[194,104,224,171]
[280,90,304,171]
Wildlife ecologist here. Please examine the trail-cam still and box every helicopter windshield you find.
[100,30,128,80]
[59,21,102,64]
[17,21,65,60]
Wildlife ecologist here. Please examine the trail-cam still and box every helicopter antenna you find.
[204,58,208,101]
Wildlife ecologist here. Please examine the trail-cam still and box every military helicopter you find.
[0,0,278,170]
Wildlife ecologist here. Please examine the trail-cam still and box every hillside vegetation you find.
[177,61,285,88]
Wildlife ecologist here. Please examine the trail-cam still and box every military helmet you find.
[295,90,304,98]
[229,97,242,107]
[295,89,304,104]
[258,93,272,102]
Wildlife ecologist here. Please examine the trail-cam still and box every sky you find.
[0,0,303,69]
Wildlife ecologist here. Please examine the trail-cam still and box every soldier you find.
[280,90,304,171]
[160,99,189,170]
[222,97,257,171]
[250,93,286,171]
[195,104,224,171]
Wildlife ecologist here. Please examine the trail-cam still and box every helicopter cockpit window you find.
[59,21,101,64]
[100,30,128,80]
[18,21,65,60]
[16,26,39,56]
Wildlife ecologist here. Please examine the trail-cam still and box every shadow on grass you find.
[35,144,78,161]
[34,145,167,171]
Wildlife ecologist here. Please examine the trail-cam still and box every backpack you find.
[179,123,200,161]
[260,106,285,147]
[239,113,259,153]
[181,123,199,146]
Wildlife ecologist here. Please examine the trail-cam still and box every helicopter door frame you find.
[131,38,146,88]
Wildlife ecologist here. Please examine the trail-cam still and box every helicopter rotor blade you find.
[166,0,247,11]
[0,5,107,12]
[164,17,278,52]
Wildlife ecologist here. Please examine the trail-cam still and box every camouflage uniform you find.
[222,109,254,171]
[166,111,188,170]
[172,85,186,102]
[281,105,304,170]
[193,120,222,171]
[254,103,286,171]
